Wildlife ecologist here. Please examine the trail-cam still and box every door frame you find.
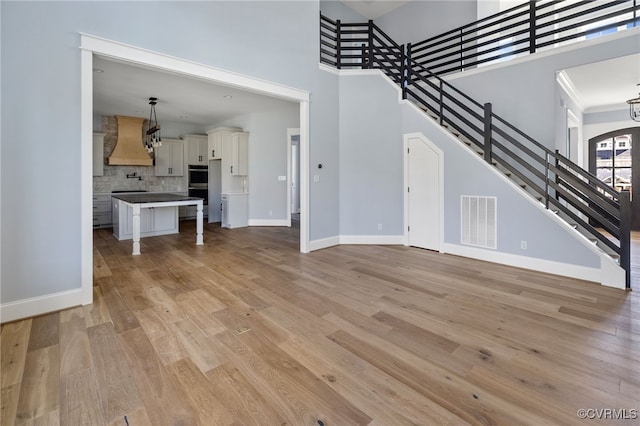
[403,132,445,252]
[286,128,300,227]
[80,34,311,305]
[588,126,640,230]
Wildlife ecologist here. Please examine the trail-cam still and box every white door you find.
[408,137,441,251]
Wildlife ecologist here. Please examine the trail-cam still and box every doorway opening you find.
[80,34,310,305]
[589,127,640,230]
[287,129,301,226]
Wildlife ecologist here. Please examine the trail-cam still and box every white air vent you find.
[461,196,497,249]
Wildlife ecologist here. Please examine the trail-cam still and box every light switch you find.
[278,175,286,181]
[313,175,320,183]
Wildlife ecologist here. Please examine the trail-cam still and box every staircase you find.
[319,3,635,288]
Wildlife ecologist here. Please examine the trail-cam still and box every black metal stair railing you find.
[320,12,632,288]
[409,0,639,76]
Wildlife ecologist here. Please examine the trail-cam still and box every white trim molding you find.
[340,235,405,245]
[442,242,624,288]
[1,289,83,324]
[309,234,405,252]
[309,236,340,251]
[248,219,290,227]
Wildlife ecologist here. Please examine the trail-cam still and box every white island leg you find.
[132,204,141,255]
[196,200,204,245]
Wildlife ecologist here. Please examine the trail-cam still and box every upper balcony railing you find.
[410,0,639,75]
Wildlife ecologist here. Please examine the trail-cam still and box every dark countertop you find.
[112,193,203,204]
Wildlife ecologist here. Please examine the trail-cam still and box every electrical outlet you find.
[521,241,527,250]
[269,210,273,217]
[377,223,383,230]
[313,175,320,183]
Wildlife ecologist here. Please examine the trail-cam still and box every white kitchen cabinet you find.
[230,132,249,176]
[155,138,184,176]
[93,133,105,176]
[221,193,248,228]
[207,131,222,160]
[184,134,208,165]
[93,193,111,228]
[112,198,179,240]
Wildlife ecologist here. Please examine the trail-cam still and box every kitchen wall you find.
[92,116,205,194]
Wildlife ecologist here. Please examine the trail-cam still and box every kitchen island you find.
[112,193,204,255]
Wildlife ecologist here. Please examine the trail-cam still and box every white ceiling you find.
[341,0,411,19]
[561,53,640,113]
[92,56,296,129]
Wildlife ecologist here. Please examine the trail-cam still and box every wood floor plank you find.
[59,316,93,377]
[167,358,236,425]
[15,345,59,423]
[204,362,288,426]
[175,289,228,337]
[118,327,194,425]
[172,317,228,373]
[87,323,143,424]
[26,313,59,352]
[215,329,345,426]
[1,319,32,388]
[239,329,373,425]
[95,279,140,334]
[278,337,454,426]
[83,286,112,328]
[59,368,105,426]
[327,329,553,426]
[134,308,187,366]
[1,383,21,426]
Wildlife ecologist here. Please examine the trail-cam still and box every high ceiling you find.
[561,53,640,113]
[92,56,295,130]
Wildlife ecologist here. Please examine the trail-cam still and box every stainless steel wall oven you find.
[188,165,208,206]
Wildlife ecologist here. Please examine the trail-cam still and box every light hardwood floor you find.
[2,222,639,425]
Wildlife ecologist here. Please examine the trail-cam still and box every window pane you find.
[615,168,632,193]
[614,134,632,166]
[596,138,613,168]
[597,168,612,184]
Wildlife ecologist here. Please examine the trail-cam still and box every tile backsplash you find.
[93,116,187,194]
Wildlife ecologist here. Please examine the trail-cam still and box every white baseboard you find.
[1,288,83,323]
[340,235,405,245]
[309,236,340,251]
[248,219,289,227]
[442,242,622,287]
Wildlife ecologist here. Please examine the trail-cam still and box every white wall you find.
[336,72,600,270]
[445,28,640,149]
[375,1,477,45]
[1,1,339,306]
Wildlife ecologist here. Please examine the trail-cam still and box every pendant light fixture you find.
[627,84,640,122]
[145,97,162,152]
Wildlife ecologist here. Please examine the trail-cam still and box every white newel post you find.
[132,204,141,255]
[196,200,204,245]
